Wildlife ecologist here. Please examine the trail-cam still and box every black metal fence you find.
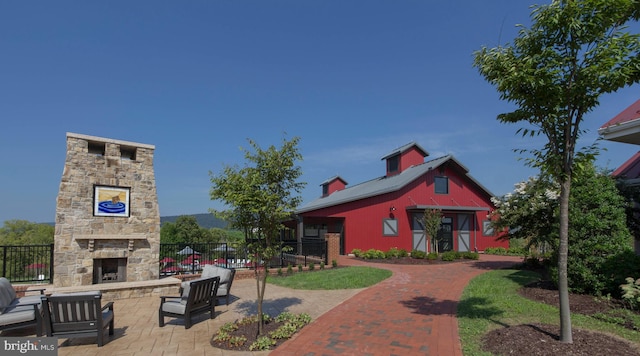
[0,239,327,283]
[0,244,54,284]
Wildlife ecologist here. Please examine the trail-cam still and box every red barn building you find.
[292,142,508,255]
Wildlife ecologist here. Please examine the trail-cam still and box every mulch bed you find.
[482,279,640,355]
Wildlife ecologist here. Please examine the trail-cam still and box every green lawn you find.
[267,266,391,289]
[458,269,640,355]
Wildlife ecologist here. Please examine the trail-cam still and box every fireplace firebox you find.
[93,258,127,284]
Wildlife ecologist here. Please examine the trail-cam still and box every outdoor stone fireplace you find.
[93,258,127,283]
[53,133,161,287]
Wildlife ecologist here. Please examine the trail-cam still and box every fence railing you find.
[0,244,54,284]
[0,239,327,283]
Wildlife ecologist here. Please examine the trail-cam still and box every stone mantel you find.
[74,234,148,252]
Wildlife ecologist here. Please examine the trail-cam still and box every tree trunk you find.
[255,267,263,335]
[558,178,573,343]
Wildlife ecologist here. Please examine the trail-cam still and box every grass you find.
[267,266,391,289]
[458,269,640,355]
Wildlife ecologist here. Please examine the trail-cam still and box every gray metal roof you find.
[320,175,348,186]
[380,141,428,160]
[297,155,495,214]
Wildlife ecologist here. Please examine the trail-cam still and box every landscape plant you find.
[474,0,640,342]
[421,208,442,254]
[209,136,305,335]
[621,277,640,310]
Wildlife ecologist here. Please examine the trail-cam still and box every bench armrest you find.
[101,302,114,312]
[159,296,181,303]
[24,288,46,295]
[0,301,40,311]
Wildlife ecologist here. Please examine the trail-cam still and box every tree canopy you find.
[0,220,54,245]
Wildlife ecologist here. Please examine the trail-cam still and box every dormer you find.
[381,142,429,177]
[321,176,348,197]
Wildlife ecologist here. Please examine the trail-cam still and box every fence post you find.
[324,233,340,266]
[49,243,54,282]
[1,245,6,277]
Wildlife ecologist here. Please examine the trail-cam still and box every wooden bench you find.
[41,291,114,347]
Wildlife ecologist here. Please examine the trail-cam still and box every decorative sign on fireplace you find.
[93,185,131,217]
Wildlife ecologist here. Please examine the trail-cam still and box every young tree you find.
[474,0,640,343]
[209,136,305,335]
[422,209,442,254]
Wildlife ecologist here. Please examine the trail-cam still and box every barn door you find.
[457,214,472,252]
[411,213,427,252]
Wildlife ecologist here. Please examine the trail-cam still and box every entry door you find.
[411,213,427,252]
[457,214,472,252]
[437,217,453,252]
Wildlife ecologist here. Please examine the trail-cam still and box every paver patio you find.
[1,254,521,355]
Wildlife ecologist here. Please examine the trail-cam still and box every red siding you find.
[301,164,508,253]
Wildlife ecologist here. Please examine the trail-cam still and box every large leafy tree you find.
[209,136,305,334]
[474,0,640,343]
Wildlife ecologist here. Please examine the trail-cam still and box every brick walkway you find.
[271,254,521,356]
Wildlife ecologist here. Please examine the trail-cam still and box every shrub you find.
[426,252,438,260]
[298,264,303,272]
[485,247,507,255]
[362,249,385,259]
[332,259,338,268]
[287,264,293,274]
[462,252,479,260]
[320,261,325,270]
[309,263,315,271]
[522,257,542,269]
[507,247,527,256]
[277,267,283,276]
[411,249,426,259]
[385,247,401,258]
[351,249,363,257]
[441,251,460,261]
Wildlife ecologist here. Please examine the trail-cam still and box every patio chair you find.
[0,277,46,336]
[180,266,236,306]
[41,291,114,347]
[159,276,220,329]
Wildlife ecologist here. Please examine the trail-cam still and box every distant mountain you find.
[160,213,229,229]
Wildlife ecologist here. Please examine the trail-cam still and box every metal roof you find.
[297,155,495,213]
[598,99,640,144]
[380,141,428,160]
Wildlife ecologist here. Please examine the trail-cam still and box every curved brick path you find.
[271,254,522,356]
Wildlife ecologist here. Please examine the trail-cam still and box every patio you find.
[1,277,362,356]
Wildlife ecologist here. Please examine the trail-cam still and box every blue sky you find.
[2,1,640,224]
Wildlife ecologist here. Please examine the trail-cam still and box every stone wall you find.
[53,133,160,287]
